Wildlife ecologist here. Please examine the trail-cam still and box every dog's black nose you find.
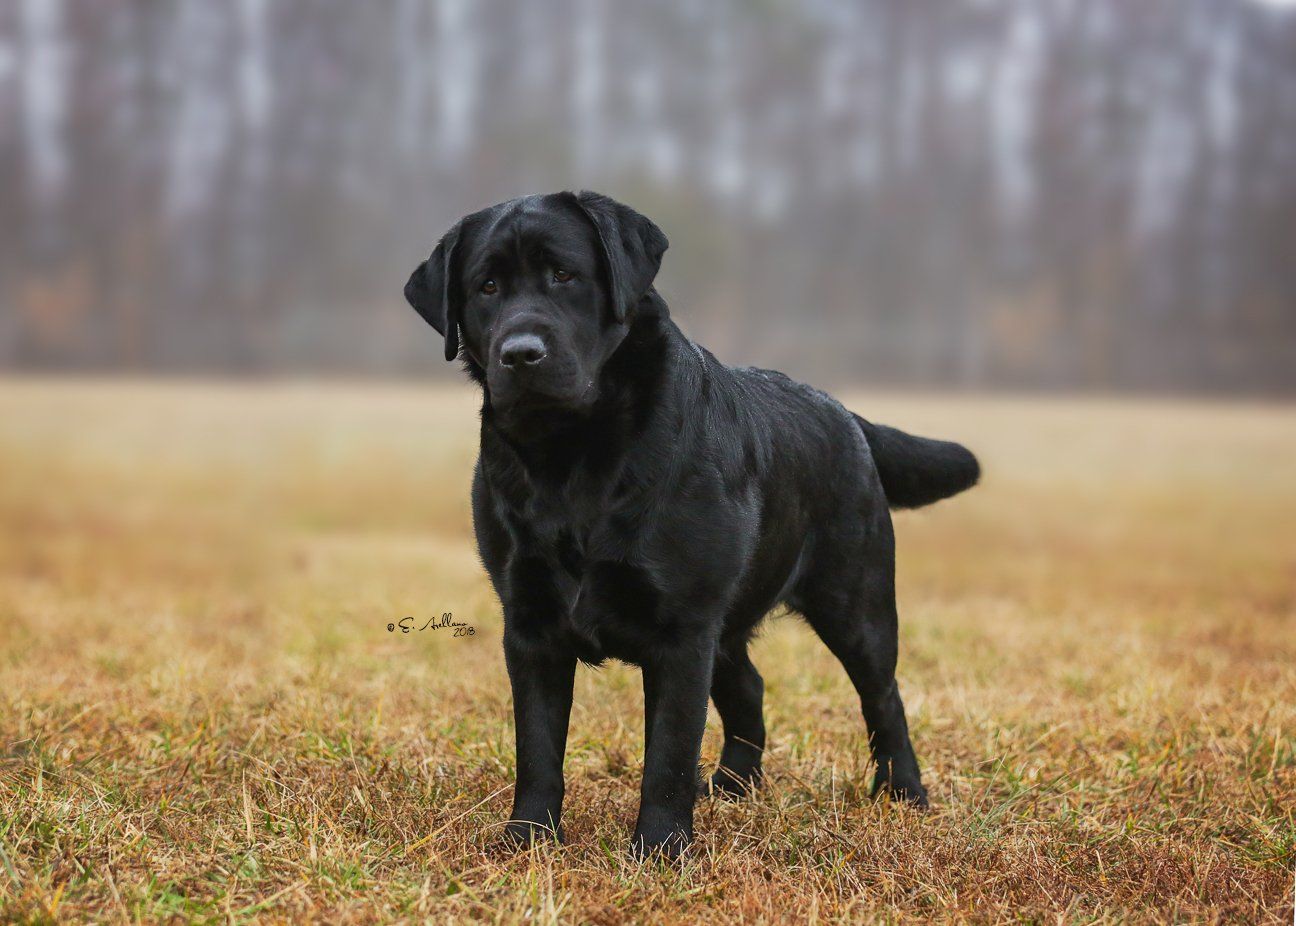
[499,333,547,368]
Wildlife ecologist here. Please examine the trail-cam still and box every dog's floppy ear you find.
[404,221,463,361]
[572,191,669,323]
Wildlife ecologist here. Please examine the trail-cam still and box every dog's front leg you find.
[633,628,718,859]
[502,633,576,846]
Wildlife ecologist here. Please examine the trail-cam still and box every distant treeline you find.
[2,0,1294,393]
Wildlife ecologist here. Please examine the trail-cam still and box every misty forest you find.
[2,0,1295,392]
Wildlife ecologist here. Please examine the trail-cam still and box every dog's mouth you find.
[488,377,600,435]
[491,380,594,412]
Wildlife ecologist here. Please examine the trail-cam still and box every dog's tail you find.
[853,415,980,509]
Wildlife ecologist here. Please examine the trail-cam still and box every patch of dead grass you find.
[0,379,1292,923]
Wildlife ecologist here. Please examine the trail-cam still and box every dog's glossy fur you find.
[405,192,979,858]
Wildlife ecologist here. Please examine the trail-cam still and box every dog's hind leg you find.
[797,520,928,807]
[707,636,766,797]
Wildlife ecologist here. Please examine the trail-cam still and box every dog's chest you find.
[514,482,665,660]
[524,497,618,595]
[522,483,604,567]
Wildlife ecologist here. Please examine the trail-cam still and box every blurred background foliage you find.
[2,0,1295,393]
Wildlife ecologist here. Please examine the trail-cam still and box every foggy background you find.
[2,0,1295,394]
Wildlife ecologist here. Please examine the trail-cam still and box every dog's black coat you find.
[405,192,979,858]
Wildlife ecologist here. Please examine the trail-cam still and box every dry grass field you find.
[0,378,1292,923]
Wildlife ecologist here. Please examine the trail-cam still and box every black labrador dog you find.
[405,191,978,858]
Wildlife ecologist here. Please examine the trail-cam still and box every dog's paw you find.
[628,827,691,862]
[500,819,564,849]
[704,765,762,800]
[871,773,929,809]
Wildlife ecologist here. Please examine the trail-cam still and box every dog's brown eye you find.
[480,279,498,295]
[553,269,574,283]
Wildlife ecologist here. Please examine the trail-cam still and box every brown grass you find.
[0,378,1293,923]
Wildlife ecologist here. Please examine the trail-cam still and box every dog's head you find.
[405,192,668,420]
